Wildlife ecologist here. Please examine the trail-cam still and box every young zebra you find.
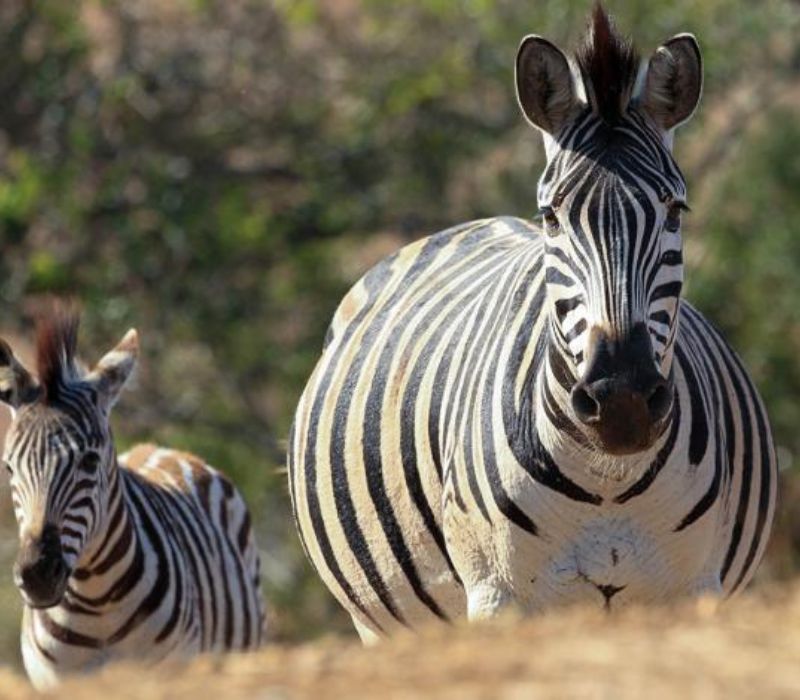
[288,5,777,641]
[0,306,264,689]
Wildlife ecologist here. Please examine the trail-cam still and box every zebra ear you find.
[516,36,579,135]
[640,34,703,132]
[0,338,41,411]
[88,329,139,408]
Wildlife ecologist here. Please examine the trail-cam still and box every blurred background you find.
[0,0,799,670]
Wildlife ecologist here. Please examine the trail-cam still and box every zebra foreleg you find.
[351,616,382,646]
[465,579,515,622]
[686,572,723,599]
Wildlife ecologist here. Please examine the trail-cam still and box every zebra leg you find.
[442,482,517,622]
[687,572,723,598]
[351,616,382,646]
[20,609,59,691]
[465,579,515,621]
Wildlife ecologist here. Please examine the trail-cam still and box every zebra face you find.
[539,137,686,454]
[516,11,702,454]
[0,306,138,609]
[4,405,110,608]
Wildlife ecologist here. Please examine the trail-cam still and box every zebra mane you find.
[575,3,639,125]
[36,301,82,403]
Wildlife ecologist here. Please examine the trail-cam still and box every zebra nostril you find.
[571,385,600,423]
[647,382,671,422]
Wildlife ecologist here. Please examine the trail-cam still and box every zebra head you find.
[0,306,137,608]
[516,6,702,455]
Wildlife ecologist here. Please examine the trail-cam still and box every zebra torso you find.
[289,216,776,637]
[22,444,264,687]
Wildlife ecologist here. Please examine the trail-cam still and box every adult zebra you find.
[288,5,777,641]
[0,305,264,689]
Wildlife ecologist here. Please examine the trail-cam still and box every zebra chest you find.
[533,515,673,610]
[25,572,202,679]
[521,486,721,612]
[440,404,727,618]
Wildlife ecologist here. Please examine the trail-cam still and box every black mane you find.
[36,301,81,403]
[575,3,639,124]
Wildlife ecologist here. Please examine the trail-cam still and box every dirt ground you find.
[1,583,799,700]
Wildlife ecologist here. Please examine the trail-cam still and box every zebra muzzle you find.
[571,323,674,455]
[13,524,70,609]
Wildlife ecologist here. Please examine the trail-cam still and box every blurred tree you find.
[0,0,798,661]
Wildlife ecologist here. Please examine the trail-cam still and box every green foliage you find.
[0,0,799,668]
[691,110,800,462]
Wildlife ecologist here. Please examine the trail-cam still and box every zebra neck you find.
[69,458,141,601]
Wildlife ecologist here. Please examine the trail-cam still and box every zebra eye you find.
[3,461,11,476]
[540,206,560,237]
[78,452,100,475]
[665,202,688,233]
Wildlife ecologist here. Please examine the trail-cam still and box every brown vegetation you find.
[0,583,795,699]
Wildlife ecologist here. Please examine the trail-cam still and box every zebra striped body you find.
[0,309,264,690]
[289,9,777,639]
[290,216,775,636]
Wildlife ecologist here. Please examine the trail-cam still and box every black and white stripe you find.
[0,307,264,689]
[288,6,777,640]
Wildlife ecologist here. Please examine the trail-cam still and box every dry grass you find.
[0,582,795,699]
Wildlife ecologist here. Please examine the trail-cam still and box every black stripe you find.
[677,345,710,466]
[504,296,602,506]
